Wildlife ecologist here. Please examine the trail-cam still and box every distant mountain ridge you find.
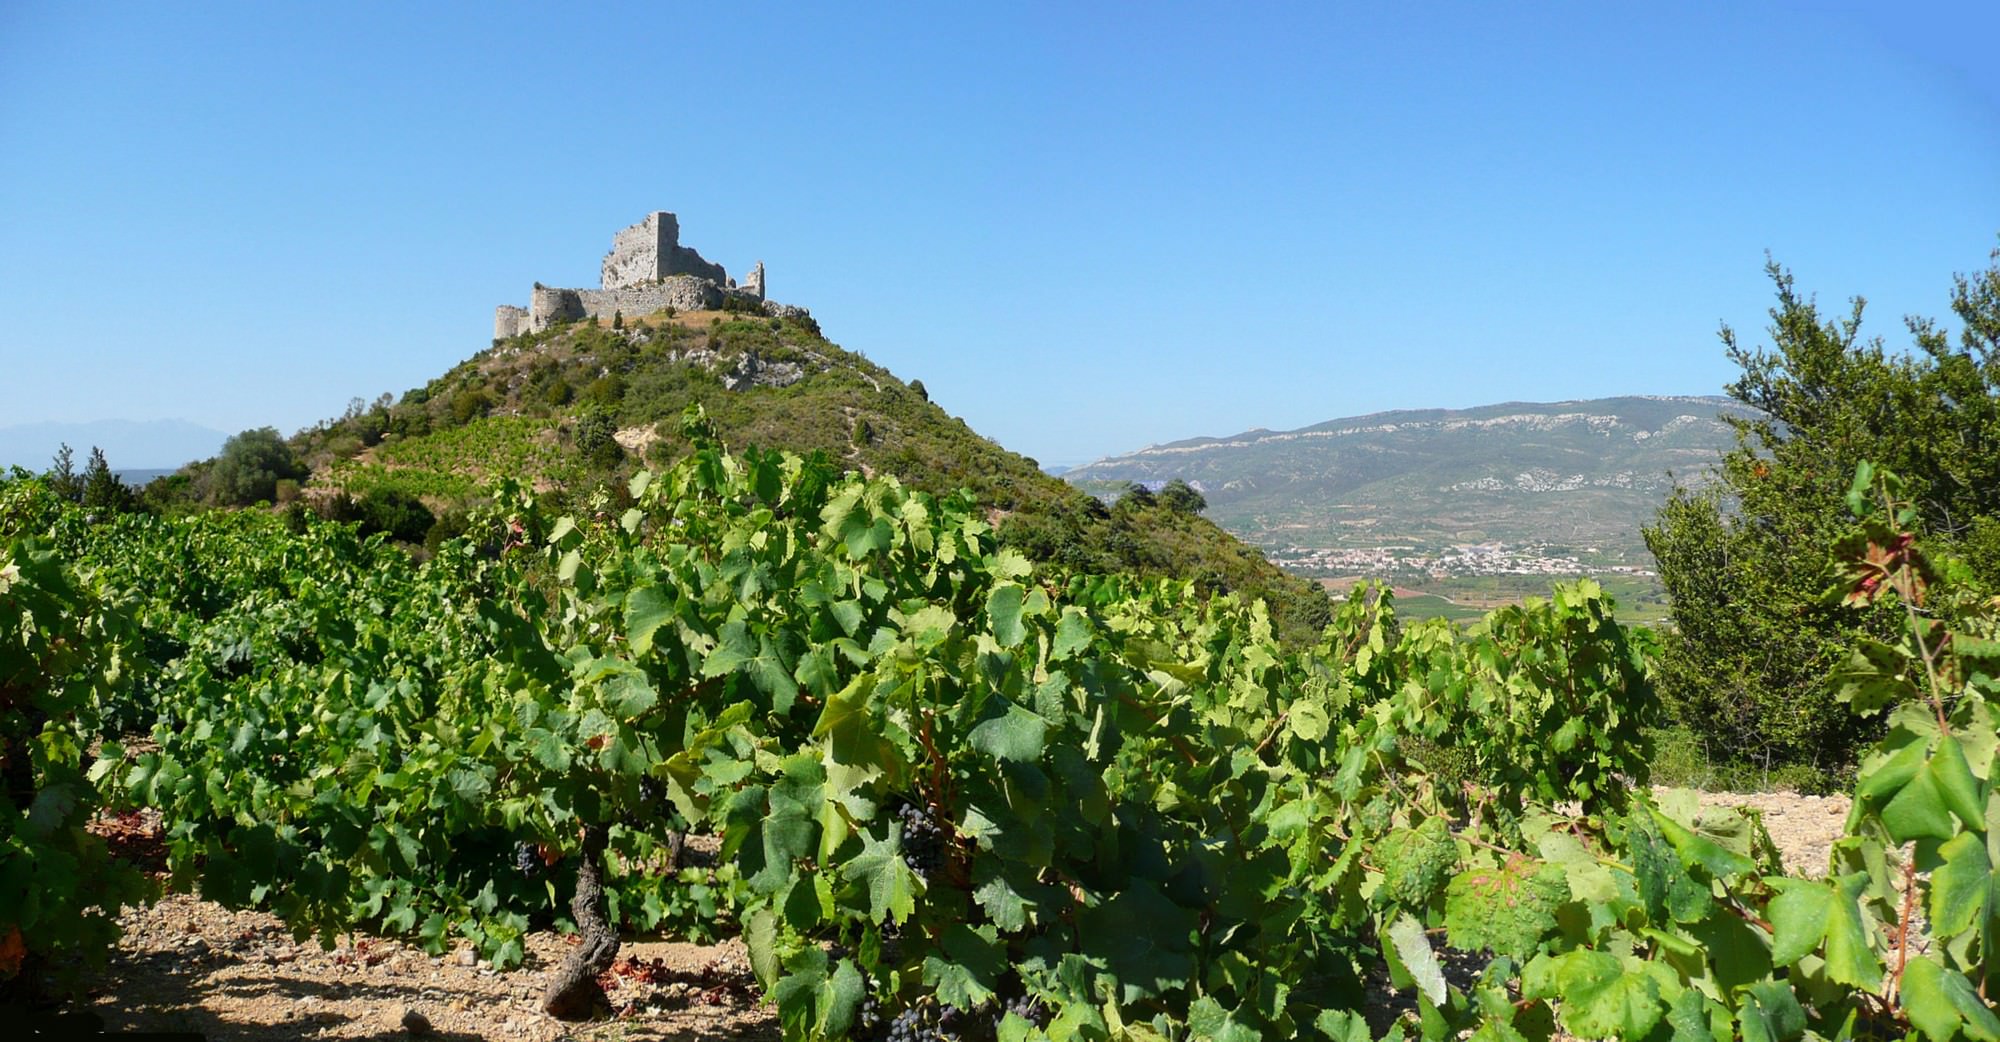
[0,419,228,471]
[1064,395,1753,569]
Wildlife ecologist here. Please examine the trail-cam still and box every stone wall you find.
[498,212,797,337]
[575,278,723,323]
[494,305,529,340]
[601,212,727,289]
[530,285,585,329]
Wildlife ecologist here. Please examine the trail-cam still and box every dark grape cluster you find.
[512,841,542,879]
[883,1000,967,1042]
[993,994,1051,1032]
[638,774,665,806]
[895,802,946,881]
[852,988,884,1039]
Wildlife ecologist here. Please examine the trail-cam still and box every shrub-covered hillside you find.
[288,308,1331,641]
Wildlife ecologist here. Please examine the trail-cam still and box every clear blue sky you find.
[3,2,1996,466]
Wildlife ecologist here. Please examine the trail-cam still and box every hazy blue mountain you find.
[1064,396,1751,568]
[1,420,228,472]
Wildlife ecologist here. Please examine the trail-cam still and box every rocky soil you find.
[1698,788,1851,877]
[82,893,775,1041]
[69,789,1853,1040]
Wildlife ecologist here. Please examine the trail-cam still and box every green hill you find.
[288,308,1331,641]
[1063,396,1753,619]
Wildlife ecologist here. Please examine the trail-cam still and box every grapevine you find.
[13,433,1997,1042]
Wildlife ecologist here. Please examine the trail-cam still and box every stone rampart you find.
[530,285,585,329]
[496,213,804,337]
[494,305,529,339]
[576,277,722,321]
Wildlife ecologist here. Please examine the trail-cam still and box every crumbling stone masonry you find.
[494,212,797,339]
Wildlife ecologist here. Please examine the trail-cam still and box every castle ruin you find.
[494,212,794,339]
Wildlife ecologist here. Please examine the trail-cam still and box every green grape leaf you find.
[1766,878,1830,967]
[1051,608,1094,661]
[923,923,1005,1009]
[1738,980,1806,1042]
[1681,912,1771,992]
[841,827,920,924]
[770,947,828,1037]
[969,701,1048,764]
[812,674,895,780]
[971,860,1037,932]
[1856,734,1929,807]
[1445,862,1566,961]
[990,548,1033,580]
[1387,913,1447,1005]
[745,907,780,987]
[1288,700,1331,742]
[987,582,1026,648]
[1903,956,2000,1042]
[1188,996,1264,1042]
[901,605,957,644]
[793,644,840,698]
[1931,736,1985,828]
[524,728,570,772]
[1649,807,1754,878]
[701,620,757,677]
[829,599,865,638]
[1833,640,1918,714]
[1317,1009,1378,1042]
[1931,831,1992,941]
[1665,989,1717,1042]
[816,957,866,1039]
[1549,950,1664,1041]
[1078,882,1196,1004]
[1535,832,1618,903]
[1883,758,1958,843]
[600,668,657,719]
[1824,872,1884,990]
[624,585,675,656]
[748,788,818,894]
[748,635,800,713]
[27,781,82,835]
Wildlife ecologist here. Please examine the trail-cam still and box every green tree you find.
[572,409,624,469]
[45,444,80,503]
[205,427,303,506]
[354,488,435,543]
[1644,249,2000,775]
[1157,479,1207,514]
[449,389,495,426]
[79,447,136,516]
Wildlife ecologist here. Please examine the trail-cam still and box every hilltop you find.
[1064,396,1752,618]
[150,211,1333,638]
[286,305,1330,641]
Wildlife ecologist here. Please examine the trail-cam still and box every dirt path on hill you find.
[73,789,1854,1040]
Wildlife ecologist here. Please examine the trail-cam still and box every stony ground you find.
[70,789,1853,1041]
[1698,788,1851,877]
[83,894,775,1041]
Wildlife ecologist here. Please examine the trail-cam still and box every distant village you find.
[1265,541,1657,581]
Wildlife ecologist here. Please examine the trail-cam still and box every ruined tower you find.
[600,212,727,289]
[495,213,803,339]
